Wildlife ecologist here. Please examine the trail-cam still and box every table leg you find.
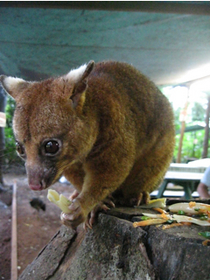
[157,180,168,198]
[183,184,192,200]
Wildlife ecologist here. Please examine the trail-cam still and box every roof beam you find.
[0,1,210,15]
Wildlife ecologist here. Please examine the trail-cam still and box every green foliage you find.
[4,96,22,165]
[162,87,209,162]
[173,103,210,162]
[191,102,206,122]
[173,107,181,131]
[174,130,208,162]
[5,95,15,128]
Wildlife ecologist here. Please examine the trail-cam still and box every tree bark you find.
[177,98,189,163]
[18,207,210,280]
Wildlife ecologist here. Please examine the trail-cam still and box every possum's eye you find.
[16,142,25,157]
[43,140,60,156]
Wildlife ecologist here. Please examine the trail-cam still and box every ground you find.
[0,168,74,280]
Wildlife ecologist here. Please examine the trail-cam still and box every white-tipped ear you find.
[65,60,95,83]
[65,64,87,83]
[67,61,95,110]
[0,75,28,99]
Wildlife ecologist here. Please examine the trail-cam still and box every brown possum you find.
[0,61,175,228]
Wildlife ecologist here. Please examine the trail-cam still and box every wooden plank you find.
[11,181,17,280]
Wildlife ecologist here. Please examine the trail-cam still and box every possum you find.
[0,61,175,228]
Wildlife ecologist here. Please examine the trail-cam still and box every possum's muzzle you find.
[26,164,57,191]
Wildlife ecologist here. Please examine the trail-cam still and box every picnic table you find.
[156,164,206,199]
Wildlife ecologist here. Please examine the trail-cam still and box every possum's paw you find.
[116,191,150,207]
[61,196,115,229]
[130,191,150,206]
[60,199,86,229]
[85,197,115,229]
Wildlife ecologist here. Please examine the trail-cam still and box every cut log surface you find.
[18,207,210,280]
[147,226,210,280]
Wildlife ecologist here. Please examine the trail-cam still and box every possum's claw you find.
[85,196,116,230]
[116,191,151,207]
[84,204,109,229]
[130,191,150,206]
[60,199,85,229]
[143,191,151,205]
[69,190,79,201]
[61,195,115,229]
[103,195,116,208]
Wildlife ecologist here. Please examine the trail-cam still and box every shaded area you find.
[0,3,210,86]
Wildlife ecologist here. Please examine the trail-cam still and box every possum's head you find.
[0,61,95,190]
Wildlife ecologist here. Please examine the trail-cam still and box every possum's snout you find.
[26,164,56,191]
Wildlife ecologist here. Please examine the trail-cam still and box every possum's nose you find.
[26,165,47,191]
[28,176,45,191]
[30,182,44,191]
[26,163,56,191]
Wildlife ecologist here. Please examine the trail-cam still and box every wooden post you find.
[176,120,186,163]
[11,181,17,280]
[176,88,189,163]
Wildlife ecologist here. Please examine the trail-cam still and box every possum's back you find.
[87,61,174,148]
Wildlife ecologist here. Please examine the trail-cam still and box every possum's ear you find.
[65,61,95,109]
[0,75,29,100]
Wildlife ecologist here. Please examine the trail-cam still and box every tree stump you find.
[18,207,210,280]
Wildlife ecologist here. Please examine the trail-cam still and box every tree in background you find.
[174,100,209,162]
[0,88,23,181]
[4,95,17,165]
[162,85,209,163]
